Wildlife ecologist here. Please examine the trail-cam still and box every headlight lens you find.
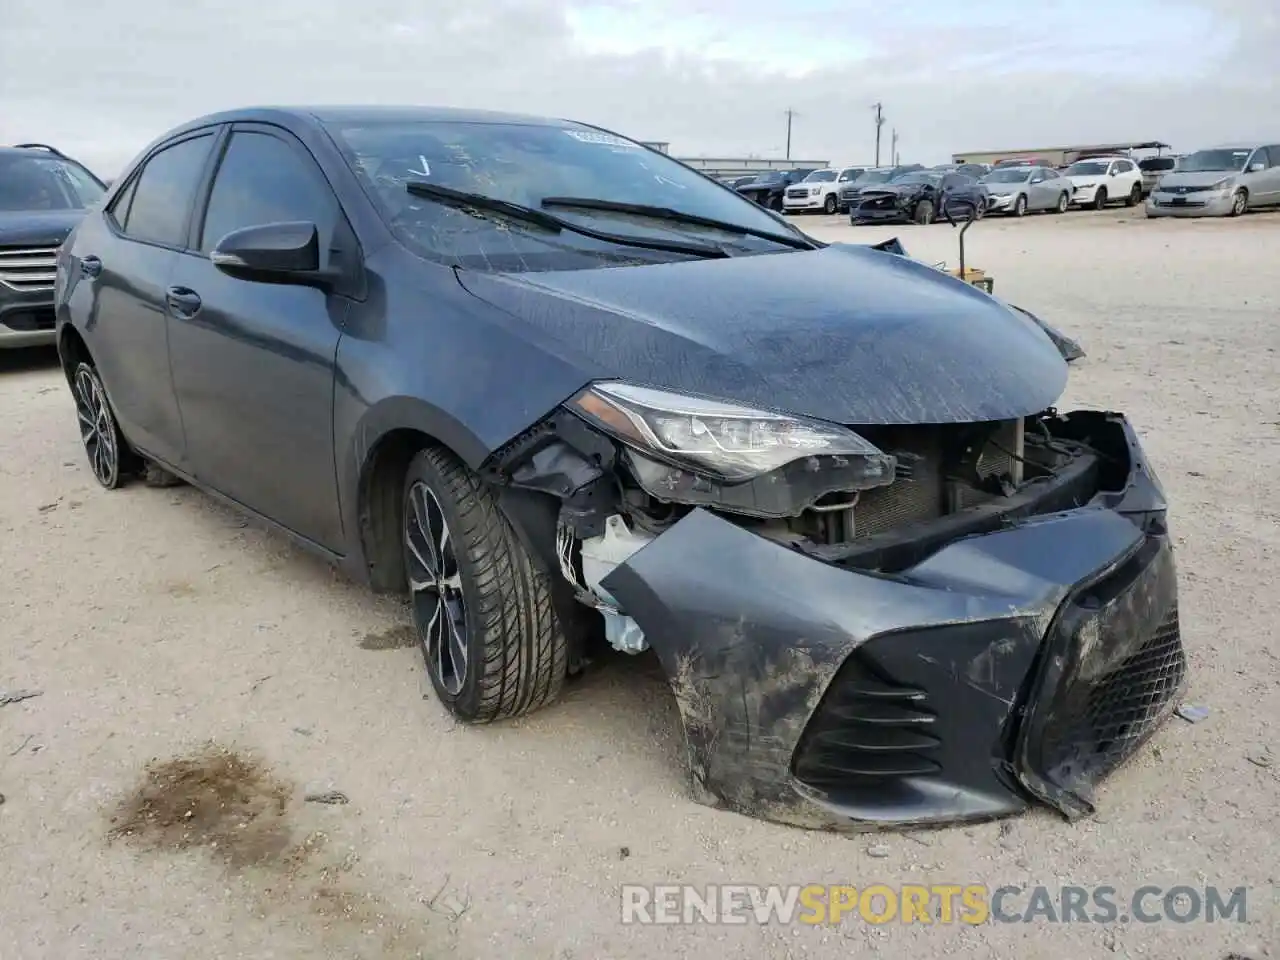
[1211,178,1231,190]
[567,381,895,483]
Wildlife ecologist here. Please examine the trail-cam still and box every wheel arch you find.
[57,324,92,386]
[345,396,492,593]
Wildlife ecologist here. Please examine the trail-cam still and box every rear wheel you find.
[914,199,935,225]
[769,194,784,212]
[1092,187,1108,210]
[402,446,566,723]
[823,193,837,215]
[1013,194,1028,217]
[1230,189,1247,216]
[72,362,137,489]
[1125,182,1141,207]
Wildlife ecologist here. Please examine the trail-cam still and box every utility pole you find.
[872,102,885,166]
[891,128,899,166]
[784,109,796,160]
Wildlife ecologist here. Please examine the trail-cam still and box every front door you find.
[166,125,353,550]
[75,131,218,469]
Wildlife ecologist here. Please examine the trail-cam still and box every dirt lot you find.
[2,208,1278,959]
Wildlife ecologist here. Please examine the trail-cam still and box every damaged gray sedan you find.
[56,105,1183,832]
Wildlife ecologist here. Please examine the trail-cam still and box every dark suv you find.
[1,144,107,348]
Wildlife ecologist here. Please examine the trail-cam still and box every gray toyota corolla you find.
[55,105,1184,831]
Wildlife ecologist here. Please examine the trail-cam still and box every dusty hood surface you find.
[1155,170,1241,189]
[457,245,1068,425]
[0,210,84,247]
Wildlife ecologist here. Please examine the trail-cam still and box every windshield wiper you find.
[404,182,728,259]
[539,196,816,251]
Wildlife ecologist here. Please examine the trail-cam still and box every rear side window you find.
[121,134,215,246]
[199,131,337,253]
[1248,147,1271,168]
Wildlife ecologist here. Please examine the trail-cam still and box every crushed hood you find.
[456,245,1068,425]
[0,210,84,247]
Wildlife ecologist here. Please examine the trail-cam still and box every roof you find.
[176,104,582,132]
[1204,142,1266,150]
[958,140,1172,155]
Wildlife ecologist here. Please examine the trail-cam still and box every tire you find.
[1229,189,1247,217]
[1053,192,1069,214]
[1013,194,1028,217]
[402,446,566,723]
[914,199,935,225]
[1125,183,1141,207]
[823,193,837,215]
[769,194,784,212]
[71,361,138,489]
[1092,187,1108,210]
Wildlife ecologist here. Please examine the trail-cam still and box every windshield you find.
[1177,149,1252,172]
[803,170,836,183]
[852,170,894,185]
[893,172,942,185]
[982,168,1031,184]
[327,120,801,271]
[0,154,105,212]
[1065,161,1110,176]
[837,168,862,181]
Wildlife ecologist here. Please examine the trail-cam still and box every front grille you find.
[1040,605,1184,781]
[0,307,55,331]
[786,187,809,199]
[793,658,941,787]
[0,246,59,292]
[839,188,858,200]
[1017,536,1183,814]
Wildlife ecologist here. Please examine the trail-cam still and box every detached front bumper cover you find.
[601,411,1182,830]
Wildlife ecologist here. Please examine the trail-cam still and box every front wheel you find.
[1125,183,1142,207]
[823,193,837,215]
[914,199,935,225]
[1092,187,1108,210]
[402,446,566,723]
[1013,194,1028,217]
[1229,189,1247,217]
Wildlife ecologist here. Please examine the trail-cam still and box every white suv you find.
[1064,156,1144,209]
[783,166,866,215]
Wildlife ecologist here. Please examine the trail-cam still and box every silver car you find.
[979,165,1074,216]
[1146,143,1280,217]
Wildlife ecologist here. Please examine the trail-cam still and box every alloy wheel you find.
[73,367,120,488]
[1231,191,1247,216]
[405,479,469,696]
[1057,192,1069,213]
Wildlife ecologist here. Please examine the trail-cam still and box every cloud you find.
[1,0,1275,175]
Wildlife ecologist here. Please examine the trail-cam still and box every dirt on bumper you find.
[600,413,1182,831]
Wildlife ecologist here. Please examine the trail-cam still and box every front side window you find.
[122,134,215,247]
[0,154,106,212]
[326,120,802,271]
[199,131,337,253]
[1246,147,1271,169]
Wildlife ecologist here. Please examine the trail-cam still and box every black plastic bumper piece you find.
[600,413,1182,831]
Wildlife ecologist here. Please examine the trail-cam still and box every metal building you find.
[951,141,1172,168]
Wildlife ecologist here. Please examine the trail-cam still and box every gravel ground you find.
[2,207,1278,960]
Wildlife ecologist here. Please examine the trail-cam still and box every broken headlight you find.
[567,381,894,483]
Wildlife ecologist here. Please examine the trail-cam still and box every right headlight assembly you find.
[566,381,895,486]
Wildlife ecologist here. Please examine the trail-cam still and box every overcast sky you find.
[3,0,1276,175]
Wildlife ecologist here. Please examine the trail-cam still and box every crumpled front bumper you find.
[601,413,1182,830]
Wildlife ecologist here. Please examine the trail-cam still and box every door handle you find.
[165,285,203,318]
[80,255,102,279]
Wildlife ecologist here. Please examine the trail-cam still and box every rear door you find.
[75,131,217,469]
[166,123,353,550]
[1249,147,1278,204]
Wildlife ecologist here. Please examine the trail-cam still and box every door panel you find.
[75,132,217,468]
[166,126,350,549]
[166,259,347,547]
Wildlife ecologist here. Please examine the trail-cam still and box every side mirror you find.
[1248,162,1266,173]
[211,221,334,287]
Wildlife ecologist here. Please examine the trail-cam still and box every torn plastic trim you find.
[598,504,1152,829]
